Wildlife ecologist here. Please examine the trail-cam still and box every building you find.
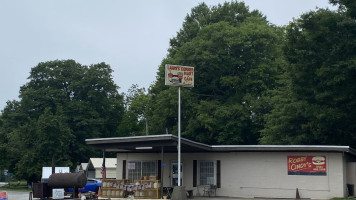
[75,163,88,173]
[86,158,117,179]
[86,134,356,199]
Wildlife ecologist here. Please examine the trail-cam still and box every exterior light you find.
[135,147,153,150]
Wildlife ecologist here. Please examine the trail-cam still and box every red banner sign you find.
[287,155,327,175]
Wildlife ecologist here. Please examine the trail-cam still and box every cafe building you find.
[86,134,356,199]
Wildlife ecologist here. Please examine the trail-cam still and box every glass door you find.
[171,161,183,186]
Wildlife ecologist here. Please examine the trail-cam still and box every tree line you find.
[0,0,355,183]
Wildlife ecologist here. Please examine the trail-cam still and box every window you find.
[128,160,157,183]
[128,161,141,182]
[142,161,156,177]
[199,161,214,185]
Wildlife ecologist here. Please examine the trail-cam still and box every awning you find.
[85,134,211,153]
[85,134,356,156]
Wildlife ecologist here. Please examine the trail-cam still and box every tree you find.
[148,2,284,145]
[8,107,73,183]
[1,60,124,182]
[261,9,356,147]
[168,2,265,57]
[330,0,356,19]
[117,84,150,136]
[0,100,27,172]
[0,114,5,170]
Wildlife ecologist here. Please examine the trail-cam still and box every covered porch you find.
[86,134,216,199]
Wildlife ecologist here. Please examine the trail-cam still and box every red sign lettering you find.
[287,155,326,175]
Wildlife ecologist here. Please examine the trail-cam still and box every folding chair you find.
[203,185,217,197]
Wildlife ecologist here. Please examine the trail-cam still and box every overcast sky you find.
[0,0,336,110]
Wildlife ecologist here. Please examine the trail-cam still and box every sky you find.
[0,0,336,111]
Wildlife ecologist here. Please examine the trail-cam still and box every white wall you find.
[347,162,356,196]
[94,168,116,179]
[87,170,95,179]
[219,152,344,199]
[116,151,346,199]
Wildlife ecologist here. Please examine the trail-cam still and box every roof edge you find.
[211,145,355,154]
[85,134,356,156]
[85,134,174,143]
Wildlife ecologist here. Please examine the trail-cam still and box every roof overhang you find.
[211,145,356,156]
[85,134,211,153]
[86,134,356,156]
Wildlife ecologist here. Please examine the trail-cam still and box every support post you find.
[161,146,164,198]
[51,156,55,175]
[178,86,181,186]
[172,86,187,200]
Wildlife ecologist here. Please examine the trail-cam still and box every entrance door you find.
[171,161,183,186]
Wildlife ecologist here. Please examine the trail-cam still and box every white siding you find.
[218,152,344,199]
[94,168,116,179]
[116,152,345,199]
[347,162,356,196]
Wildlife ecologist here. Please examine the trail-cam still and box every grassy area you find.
[0,181,31,192]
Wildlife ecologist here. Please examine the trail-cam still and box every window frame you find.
[198,160,216,185]
[127,160,157,183]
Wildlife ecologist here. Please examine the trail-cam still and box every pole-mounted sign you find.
[165,64,194,187]
[165,64,194,88]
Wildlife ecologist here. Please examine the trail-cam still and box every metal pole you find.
[178,87,181,186]
[145,118,148,135]
[52,156,55,175]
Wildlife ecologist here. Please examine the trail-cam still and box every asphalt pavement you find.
[0,190,31,200]
[0,183,298,200]
[1,185,242,200]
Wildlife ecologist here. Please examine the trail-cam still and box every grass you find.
[0,181,31,192]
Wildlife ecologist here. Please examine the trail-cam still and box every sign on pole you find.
[165,64,194,187]
[165,64,194,87]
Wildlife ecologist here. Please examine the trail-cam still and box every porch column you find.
[161,146,164,198]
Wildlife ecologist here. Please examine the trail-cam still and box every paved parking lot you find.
[1,190,248,200]
[1,191,300,200]
[0,184,296,200]
[0,190,31,200]
[0,190,283,200]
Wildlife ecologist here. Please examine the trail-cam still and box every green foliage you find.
[148,2,283,144]
[329,0,356,19]
[261,9,356,147]
[1,60,124,182]
[117,84,150,136]
[168,1,265,57]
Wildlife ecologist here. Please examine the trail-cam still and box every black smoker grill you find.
[33,172,87,199]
